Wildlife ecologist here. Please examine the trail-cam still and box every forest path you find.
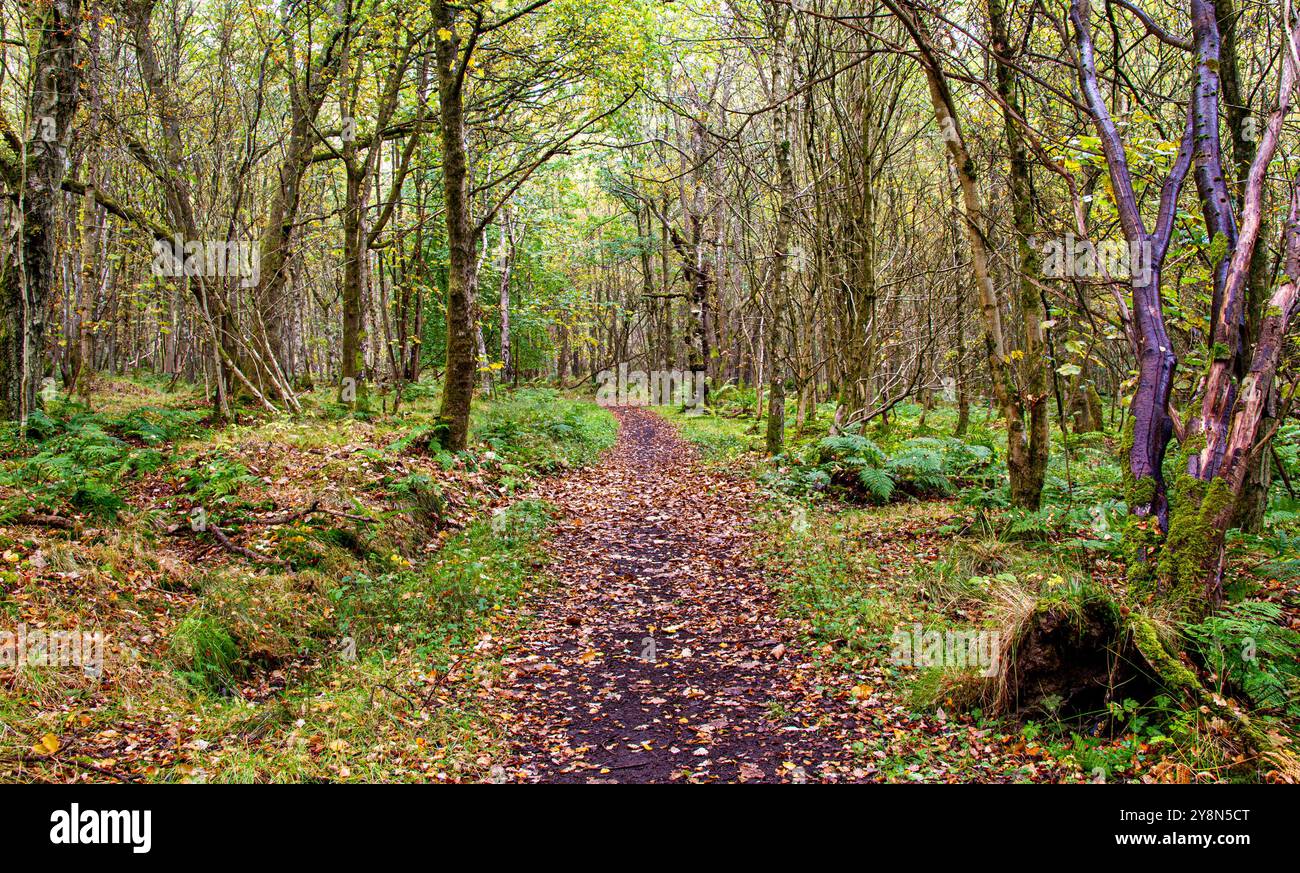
[491,407,870,783]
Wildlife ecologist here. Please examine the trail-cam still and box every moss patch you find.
[1128,613,1198,692]
[1156,475,1232,615]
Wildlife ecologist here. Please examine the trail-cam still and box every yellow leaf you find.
[32,733,60,756]
[437,28,452,41]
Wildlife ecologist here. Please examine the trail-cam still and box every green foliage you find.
[399,380,442,404]
[111,406,204,444]
[181,454,257,504]
[785,430,994,504]
[758,465,832,497]
[171,610,240,693]
[1273,424,1300,484]
[958,486,1009,512]
[2,425,146,520]
[0,404,200,521]
[761,511,896,662]
[857,465,895,502]
[897,436,996,481]
[818,433,886,467]
[21,409,62,441]
[1250,549,1300,591]
[1184,601,1300,716]
[662,408,756,461]
[387,472,446,526]
[386,425,456,466]
[471,388,616,473]
[708,383,756,410]
[330,499,554,661]
[886,444,950,495]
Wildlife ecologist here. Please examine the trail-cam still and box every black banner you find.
[0,787,1284,860]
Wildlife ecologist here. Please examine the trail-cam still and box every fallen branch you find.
[11,512,77,530]
[422,656,463,706]
[9,752,138,784]
[207,524,286,567]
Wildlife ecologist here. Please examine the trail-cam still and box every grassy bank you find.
[0,380,615,782]
[659,396,1300,782]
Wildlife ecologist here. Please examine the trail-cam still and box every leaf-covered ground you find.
[6,385,1290,782]
[0,383,613,783]
[488,408,1079,782]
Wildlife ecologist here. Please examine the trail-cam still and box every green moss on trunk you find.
[1156,474,1231,615]
[1123,475,1161,593]
[1128,613,1198,691]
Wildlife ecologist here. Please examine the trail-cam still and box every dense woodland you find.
[1,0,1299,784]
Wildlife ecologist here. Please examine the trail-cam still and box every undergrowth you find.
[667,390,1299,783]
[0,377,615,783]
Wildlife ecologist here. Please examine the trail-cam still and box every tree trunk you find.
[765,378,786,457]
[433,0,478,450]
[0,0,83,423]
[989,0,1049,509]
[340,166,367,400]
[1214,0,1274,531]
[763,4,795,454]
[1067,0,1197,557]
[897,2,1033,505]
[498,213,515,383]
[1173,7,1300,608]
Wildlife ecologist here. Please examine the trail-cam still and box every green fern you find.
[182,455,256,503]
[1185,601,1300,715]
[818,433,886,466]
[110,406,202,444]
[886,447,951,496]
[857,465,895,503]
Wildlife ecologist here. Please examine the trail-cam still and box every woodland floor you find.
[489,408,1068,783]
[8,385,1259,783]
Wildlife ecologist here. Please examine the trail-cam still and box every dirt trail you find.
[495,407,868,783]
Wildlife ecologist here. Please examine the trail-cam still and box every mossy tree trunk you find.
[1068,0,1196,590]
[433,0,478,451]
[0,0,84,424]
[1169,5,1300,609]
[1170,183,1300,609]
[762,3,794,455]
